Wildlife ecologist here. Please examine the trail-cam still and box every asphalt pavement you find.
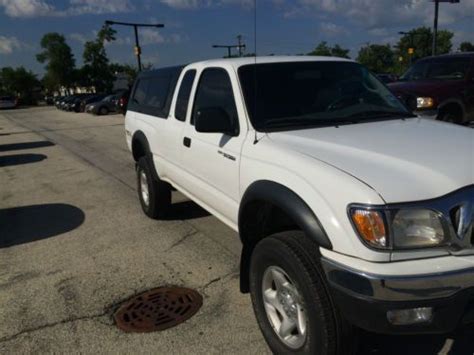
[0,107,472,354]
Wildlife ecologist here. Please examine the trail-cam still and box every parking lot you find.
[1,107,473,354]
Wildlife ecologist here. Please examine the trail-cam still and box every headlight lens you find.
[416,97,434,109]
[392,209,446,248]
[350,207,447,250]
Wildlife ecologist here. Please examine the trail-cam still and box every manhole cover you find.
[114,287,203,332]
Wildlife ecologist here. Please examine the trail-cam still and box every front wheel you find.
[249,231,354,355]
[136,157,171,219]
[99,106,109,116]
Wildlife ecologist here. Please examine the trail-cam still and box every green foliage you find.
[357,44,395,73]
[459,41,474,52]
[0,66,39,104]
[308,41,350,59]
[394,26,453,72]
[36,33,75,91]
[82,25,117,92]
[109,63,138,87]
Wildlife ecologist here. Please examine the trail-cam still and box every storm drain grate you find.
[114,287,203,332]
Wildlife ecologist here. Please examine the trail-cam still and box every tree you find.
[0,67,39,104]
[37,33,75,92]
[395,26,453,70]
[459,41,474,52]
[82,24,117,92]
[357,44,395,73]
[308,41,350,59]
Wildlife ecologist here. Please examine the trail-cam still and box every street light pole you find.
[432,0,440,56]
[133,25,142,71]
[431,0,460,56]
[105,20,164,71]
[212,36,246,58]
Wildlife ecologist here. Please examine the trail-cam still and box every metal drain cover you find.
[114,287,203,332]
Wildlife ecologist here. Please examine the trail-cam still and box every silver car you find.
[0,96,17,109]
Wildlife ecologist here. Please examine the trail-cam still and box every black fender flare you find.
[131,130,150,160]
[238,180,332,292]
[131,131,160,181]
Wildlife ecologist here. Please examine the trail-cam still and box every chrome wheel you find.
[140,171,150,207]
[262,266,307,349]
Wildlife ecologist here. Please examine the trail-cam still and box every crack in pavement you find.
[0,311,109,344]
[165,229,199,252]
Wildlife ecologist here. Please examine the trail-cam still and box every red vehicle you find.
[388,52,474,124]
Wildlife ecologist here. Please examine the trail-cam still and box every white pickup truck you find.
[125,56,474,354]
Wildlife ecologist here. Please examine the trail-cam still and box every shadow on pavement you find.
[0,204,85,248]
[165,201,211,221]
[0,140,55,152]
[357,327,474,354]
[0,153,47,167]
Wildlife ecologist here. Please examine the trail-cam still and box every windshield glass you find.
[238,61,410,131]
[400,58,470,81]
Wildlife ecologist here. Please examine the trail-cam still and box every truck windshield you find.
[400,58,470,81]
[238,61,411,131]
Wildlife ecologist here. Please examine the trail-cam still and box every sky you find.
[0,0,473,76]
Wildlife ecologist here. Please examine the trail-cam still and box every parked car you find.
[54,96,66,108]
[388,52,474,124]
[0,95,17,109]
[44,95,55,105]
[116,90,130,115]
[85,95,119,115]
[79,94,107,113]
[125,57,474,353]
[377,73,398,84]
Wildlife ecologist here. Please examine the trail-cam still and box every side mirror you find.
[195,107,238,136]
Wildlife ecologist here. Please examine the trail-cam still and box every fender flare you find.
[238,180,332,292]
[131,130,150,160]
[131,131,160,181]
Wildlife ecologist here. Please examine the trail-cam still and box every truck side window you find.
[191,68,238,127]
[175,70,196,122]
[145,75,172,109]
[133,79,149,105]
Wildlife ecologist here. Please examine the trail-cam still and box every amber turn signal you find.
[351,209,387,248]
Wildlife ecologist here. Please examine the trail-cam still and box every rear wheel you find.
[137,157,171,219]
[99,106,109,116]
[249,231,354,355]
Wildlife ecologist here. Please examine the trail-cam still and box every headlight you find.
[350,207,447,250]
[392,209,446,248]
[416,97,434,109]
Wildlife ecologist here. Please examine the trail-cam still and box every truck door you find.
[180,67,246,226]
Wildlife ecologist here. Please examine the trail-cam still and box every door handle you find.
[183,137,191,148]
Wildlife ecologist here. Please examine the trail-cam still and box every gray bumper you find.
[321,257,474,302]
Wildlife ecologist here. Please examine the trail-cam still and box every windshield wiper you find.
[261,117,359,130]
[349,110,416,120]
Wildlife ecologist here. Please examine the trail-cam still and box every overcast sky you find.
[0,0,473,75]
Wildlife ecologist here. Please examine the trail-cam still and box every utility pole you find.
[105,20,164,71]
[237,35,244,57]
[432,0,460,56]
[432,0,440,56]
[212,35,246,58]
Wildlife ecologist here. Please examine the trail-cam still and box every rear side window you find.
[174,70,196,121]
[129,66,184,118]
[133,79,148,105]
[145,75,172,109]
[191,68,238,126]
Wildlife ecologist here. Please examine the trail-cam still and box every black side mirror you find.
[195,107,238,136]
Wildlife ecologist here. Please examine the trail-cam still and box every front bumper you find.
[321,257,474,334]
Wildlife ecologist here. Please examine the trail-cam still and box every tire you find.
[437,111,462,125]
[99,106,109,116]
[136,156,171,219]
[249,231,354,355]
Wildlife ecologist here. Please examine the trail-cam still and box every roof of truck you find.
[191,55,353,69]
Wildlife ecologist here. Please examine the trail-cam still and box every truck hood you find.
[268,118,473,203]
